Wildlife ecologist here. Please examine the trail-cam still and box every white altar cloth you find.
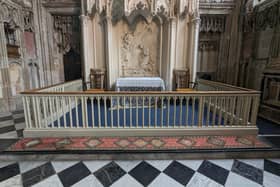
[115,77,165,91]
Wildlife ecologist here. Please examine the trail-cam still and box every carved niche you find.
[53,15,80,54]
[120,20,159,77]
[200,15,225,33]
[254,0,280,31]
[9,62,22,96]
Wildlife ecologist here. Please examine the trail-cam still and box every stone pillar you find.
[104,18,114,89]
[80,0,88,90]
[0,21,8,69]
[188,18,200,84]
[166,18,177,90]
[0,20,11,112]
[191,17,200,83]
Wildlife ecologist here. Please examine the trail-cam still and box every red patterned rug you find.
[7,135,270,152]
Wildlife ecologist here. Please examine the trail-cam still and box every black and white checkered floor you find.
[0,159,279,187]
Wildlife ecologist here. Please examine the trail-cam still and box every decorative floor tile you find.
[268,159,280,165]
[115,160,142,172]
[177,160,203,171]
[197,160,229,185]
[264,159,280,177]
[238,159,264,170]
[149,173,184,187]
[8,135,270,151]
[19,161,46,173]
[58,161,91,187]
[0,174,22,187]
[51,161,78,173]
[22,162,55,187]
[263,171,280,187]
[208,159,234,171]
[129,161,160,186]
[94,161,126,187]
[32,175,63,187]
[0,163,20,183]
[186,172,223,187]
[111,174,143,187]
[225,172,262,187]
[146,160,173,171]
[0,161,15,168]
[83,161,111,173]
[0,159,279,187]
[163,161,195,186]
[71,175,103,187]
[231,160,263,185]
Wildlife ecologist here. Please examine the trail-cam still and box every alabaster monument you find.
[81,0,200,90]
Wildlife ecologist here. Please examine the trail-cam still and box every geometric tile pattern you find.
[197,160,229,185]
[7,135,270,151]
[129,161,160,186]
[0,159,279,187]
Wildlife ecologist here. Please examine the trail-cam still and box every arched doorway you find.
[63,48,81,81]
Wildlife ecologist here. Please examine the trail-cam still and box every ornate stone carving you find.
[120,21,159,77]
[254,0,280,31]
[0,1,21,26]
[200,15,225,33]
[155,0,169,16]
[199,40,218,51]
[53,15,80,54]
[125,0,150,15]
[87,0,196,23]
[23,10,34,31]
[112,0,124,24]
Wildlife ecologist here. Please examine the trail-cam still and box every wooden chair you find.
[89,69,106,89]
[174,69,191,91]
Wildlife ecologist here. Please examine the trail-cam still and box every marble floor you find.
[0,159,279,187]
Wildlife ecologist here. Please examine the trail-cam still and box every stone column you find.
[166,18,177,90]
[188,15,200,84]
[104,17,113,89]
[0,21,8,69]
[191,17,200,83]
[0,20,11,112]
[80,0,89,90]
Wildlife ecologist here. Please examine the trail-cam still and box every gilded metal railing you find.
[21,79,260,137]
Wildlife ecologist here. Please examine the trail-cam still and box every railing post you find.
[82,96,87,128]
[198,96,204,127]
[22,96,30,129]
[30,97,37,128]
[250,95,260,126]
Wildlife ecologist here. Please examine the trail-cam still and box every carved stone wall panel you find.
[93,15,106,70]
[9,62,22,96]
[85,0,199,90]
[255,29,274,58]
[119,19,160,77]
[200,15,225,33]
[0,71,3,99]
[125,0,150,15]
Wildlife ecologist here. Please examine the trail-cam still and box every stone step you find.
[0,114,13,122]
[15,122,25,130]
[0,112,12,118]
[0,112,17,139]
[14,116,25,124]
[0,124,16,134]
[11,110,24,115]
[0,120,14,128]
[0,131,18,139]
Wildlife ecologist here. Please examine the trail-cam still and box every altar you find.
[115,77,165,91]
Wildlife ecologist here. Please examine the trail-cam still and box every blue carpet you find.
[257,118,280,135]
[51,100,225,128]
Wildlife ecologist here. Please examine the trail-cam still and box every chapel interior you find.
[0,0,280,145]
[0,1,280,186]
